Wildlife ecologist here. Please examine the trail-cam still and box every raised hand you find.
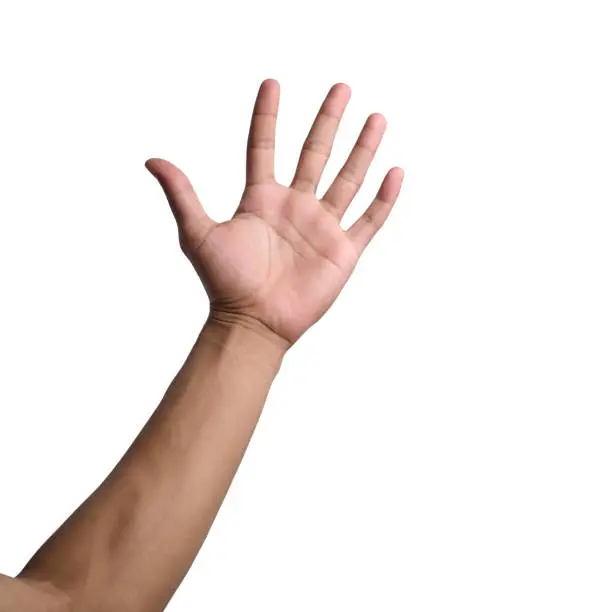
[146,79,403,348]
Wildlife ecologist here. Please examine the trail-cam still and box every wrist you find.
[203,308,290,369]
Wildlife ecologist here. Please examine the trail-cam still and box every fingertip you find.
[144,158,166,175]
[369,112,387,129]
[145,158,184,181]
[384,167,405,187]
[332,82,352,99]
[261,78,280,91]
[391,166,405,180]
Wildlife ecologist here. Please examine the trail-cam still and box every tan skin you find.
[0,79,403,611]
[146,79,403,346]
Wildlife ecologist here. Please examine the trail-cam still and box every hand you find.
[146,79,404,348]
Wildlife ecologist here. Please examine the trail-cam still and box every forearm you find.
[19,314,287,611]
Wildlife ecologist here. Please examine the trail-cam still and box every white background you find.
[1,1,611,610]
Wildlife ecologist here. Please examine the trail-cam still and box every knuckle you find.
[303,137,331,158]
[178,232,191,253]
[178,224,200,252]
[248,136,275,150]
[340,165,362,188]
[356,142,375,158]
[363,210,381,228]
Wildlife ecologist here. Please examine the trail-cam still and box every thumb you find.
[145,158,215,236]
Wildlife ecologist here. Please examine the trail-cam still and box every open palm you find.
[146,79,403,346]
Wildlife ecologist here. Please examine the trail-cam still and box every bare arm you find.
[0,574,71,611]
[17,315,286,611]
[4,79,404,611]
